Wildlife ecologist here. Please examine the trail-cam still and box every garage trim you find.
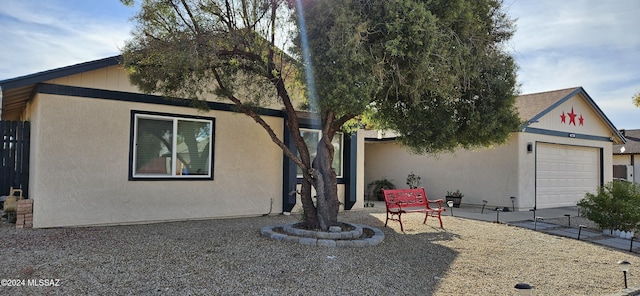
[524,127,614,142]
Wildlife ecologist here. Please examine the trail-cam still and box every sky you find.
[0,0,638,129]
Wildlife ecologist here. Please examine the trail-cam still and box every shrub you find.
[367,179,396,201]
[577,180,640,232]
[406,172,421,189]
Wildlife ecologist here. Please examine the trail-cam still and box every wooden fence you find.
[1,121,30,198]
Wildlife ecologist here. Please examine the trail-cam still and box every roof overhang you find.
[0,56,121,120]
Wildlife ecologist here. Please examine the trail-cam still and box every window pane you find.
[135,118,173,175]
[332,133,343,177]
[297,130,319,176]
[296,130,343,177]
[176,120,211,175]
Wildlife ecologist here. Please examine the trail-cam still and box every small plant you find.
[578,180,640,232]
[406,172,421,189]
[367,179,396,201]
[447,189,464,198]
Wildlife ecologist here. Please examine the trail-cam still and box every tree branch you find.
[211,68,305,171]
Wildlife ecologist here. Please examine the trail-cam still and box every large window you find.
[297,129,343,178]
[130,111,214,180]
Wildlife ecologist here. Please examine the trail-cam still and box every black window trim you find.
[128,110,216,181]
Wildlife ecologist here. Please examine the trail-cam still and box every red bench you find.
[382,188,446,231]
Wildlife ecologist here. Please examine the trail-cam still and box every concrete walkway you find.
[447,205,639,253]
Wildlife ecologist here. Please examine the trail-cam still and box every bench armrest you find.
[428,199,445,209]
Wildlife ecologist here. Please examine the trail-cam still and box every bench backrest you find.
[382,188,428,210]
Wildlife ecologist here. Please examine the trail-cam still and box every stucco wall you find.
[46,65,300,110]
[613,154,632,165]
[364,136,520,209]
[29,93,284,228]
[529,93,612,136]
[364,132,614,211]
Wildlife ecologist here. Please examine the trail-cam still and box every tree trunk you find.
[299,178,319,229]
[309,132,340,231]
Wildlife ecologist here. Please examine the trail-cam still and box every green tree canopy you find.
[298,0,521,154]
[121,0,521,230]
[633,92,640,108]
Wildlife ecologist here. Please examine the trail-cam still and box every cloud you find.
[0,1,133,79]
[506,0,640,128]
[509,1,640,52]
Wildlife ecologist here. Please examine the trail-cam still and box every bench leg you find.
[425,212,444,228]
[385,212,389,227]
[386,212,405,232]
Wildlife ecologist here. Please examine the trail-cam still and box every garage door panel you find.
[536,143,599,209]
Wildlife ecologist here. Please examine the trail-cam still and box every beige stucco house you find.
[613,129,640,183]
[1,56,626,227]
[0,56,365,228]
[365,87,625,211]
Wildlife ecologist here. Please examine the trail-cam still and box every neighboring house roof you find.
[614,129,640,155]
[0,56,121,120]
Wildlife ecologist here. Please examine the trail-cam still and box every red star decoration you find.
[560,112,566,123]
[568,107,577,126]
[579,114,584,126]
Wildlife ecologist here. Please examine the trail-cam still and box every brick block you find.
[15,200,33,230]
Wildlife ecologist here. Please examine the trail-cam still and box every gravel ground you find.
[1,207,638,295]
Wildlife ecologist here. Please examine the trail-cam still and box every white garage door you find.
[536,143,600,209]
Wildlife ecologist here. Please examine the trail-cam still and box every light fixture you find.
[534,216,543,231]
[529,207,536,221]
[447,200,454,216]
[578,225,586,240]
[511,196,516,212]
[481,200,488,214]
[495,208,502,223]
[514,283,533,296]
[618,260,631,289]
[527,143,533,153]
